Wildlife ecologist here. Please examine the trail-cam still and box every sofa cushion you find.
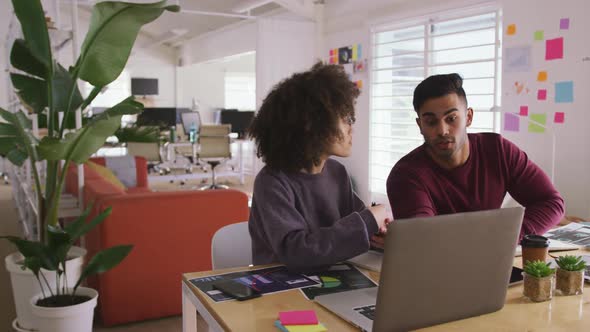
[105,155,138,187]
[86,161,126,191]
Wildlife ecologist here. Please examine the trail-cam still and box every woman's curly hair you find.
[248,62,360,172]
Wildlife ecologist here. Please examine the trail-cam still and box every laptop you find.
[315,207,524,332]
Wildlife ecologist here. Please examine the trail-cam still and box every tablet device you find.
[212,279,261,301]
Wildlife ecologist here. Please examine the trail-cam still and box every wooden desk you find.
[182,252,590,332]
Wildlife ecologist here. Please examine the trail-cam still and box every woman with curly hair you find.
[248,62,391,271]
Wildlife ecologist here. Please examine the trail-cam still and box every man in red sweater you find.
[386,73,564,239]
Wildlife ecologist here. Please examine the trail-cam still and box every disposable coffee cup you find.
[521,235,549,267]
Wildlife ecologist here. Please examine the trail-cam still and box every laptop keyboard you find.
[353,304,376,321]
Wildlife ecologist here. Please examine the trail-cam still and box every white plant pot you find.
[30,287,98,332]
[4,246,86,331]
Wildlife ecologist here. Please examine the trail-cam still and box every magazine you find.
[544,223,590,246]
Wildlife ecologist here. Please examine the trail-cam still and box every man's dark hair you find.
[412,73,467,112]
[248,62,359,172]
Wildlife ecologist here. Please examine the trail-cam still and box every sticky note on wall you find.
[554,112,565,123]
[534,30,544,41]
[537,89,547,100]
[546,37,564,60]
[503,113,520,132]
[529,113,547,133]
[519,106,528,116]
[560,18,570,30]
[507,24,516,35]
[555,81,573,103]
[537,71,548,82]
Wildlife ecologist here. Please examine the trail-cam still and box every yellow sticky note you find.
[507,24,516,35]
[285,324,327,332]
[537,71,548,82]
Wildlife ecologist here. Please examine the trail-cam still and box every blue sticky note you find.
[555,81,574,103]
[275,320,289,332]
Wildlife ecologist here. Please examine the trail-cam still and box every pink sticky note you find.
[279,310,318,326]
[545,37,564,60]
[554,112,565,123]
[519,106,528,116]
[537,89,547,100]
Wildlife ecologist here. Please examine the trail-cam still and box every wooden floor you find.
[0,171,253,331]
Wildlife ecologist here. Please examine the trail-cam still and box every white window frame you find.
[369,4,502,201]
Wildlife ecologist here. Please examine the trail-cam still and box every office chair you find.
[126,142,170,175]
[198,124,231,190]
[211,222,252,269]
[176,111,202,166]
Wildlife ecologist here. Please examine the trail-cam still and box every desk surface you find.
[183,251,590,331]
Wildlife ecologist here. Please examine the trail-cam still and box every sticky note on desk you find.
[274,320,327,332]
[279,310,318,325]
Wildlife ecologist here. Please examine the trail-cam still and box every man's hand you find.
[370,234,386,250]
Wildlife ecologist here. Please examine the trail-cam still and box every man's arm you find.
[502,137,565,237]
[386,167,435,219]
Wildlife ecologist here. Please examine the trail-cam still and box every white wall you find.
[500,0,590,218]
[177,52,256,123]
[325,27,371,202]
[127,52,176,107]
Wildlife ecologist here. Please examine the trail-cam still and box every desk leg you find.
[182,282,224,332]
[182,285,197,332]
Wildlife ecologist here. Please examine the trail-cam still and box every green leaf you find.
[0,108,39,166]
[78,1,180,86]
[65,207,112,242]
[37,97,142,163]
[74,245,133,289]
[10,39,47,79]
[115,126,159,143]
[11,0,52,68]
[0,236,58,271]
[47,225,71,267]
[52,63,84,115]
[11,73,48,113]
[23,257,42,277]
[6,149,28,167]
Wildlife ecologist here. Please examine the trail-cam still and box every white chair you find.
[211,222,252,269]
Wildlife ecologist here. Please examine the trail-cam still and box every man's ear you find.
[416,116,423,134]
[466,107,474,127]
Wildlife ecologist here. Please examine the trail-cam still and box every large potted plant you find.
[0,0,179,330]
[4,206,133,332]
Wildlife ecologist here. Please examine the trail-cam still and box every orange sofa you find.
[65,157,249,326]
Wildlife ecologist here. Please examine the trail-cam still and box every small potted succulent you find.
[523,260,555,302]
[555,255,586,295]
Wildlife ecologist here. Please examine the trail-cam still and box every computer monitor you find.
[131,78,158,95]
[220,110,255,139]
[136,108,176,129]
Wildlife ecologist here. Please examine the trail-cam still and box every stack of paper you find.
[275,310,327,332]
